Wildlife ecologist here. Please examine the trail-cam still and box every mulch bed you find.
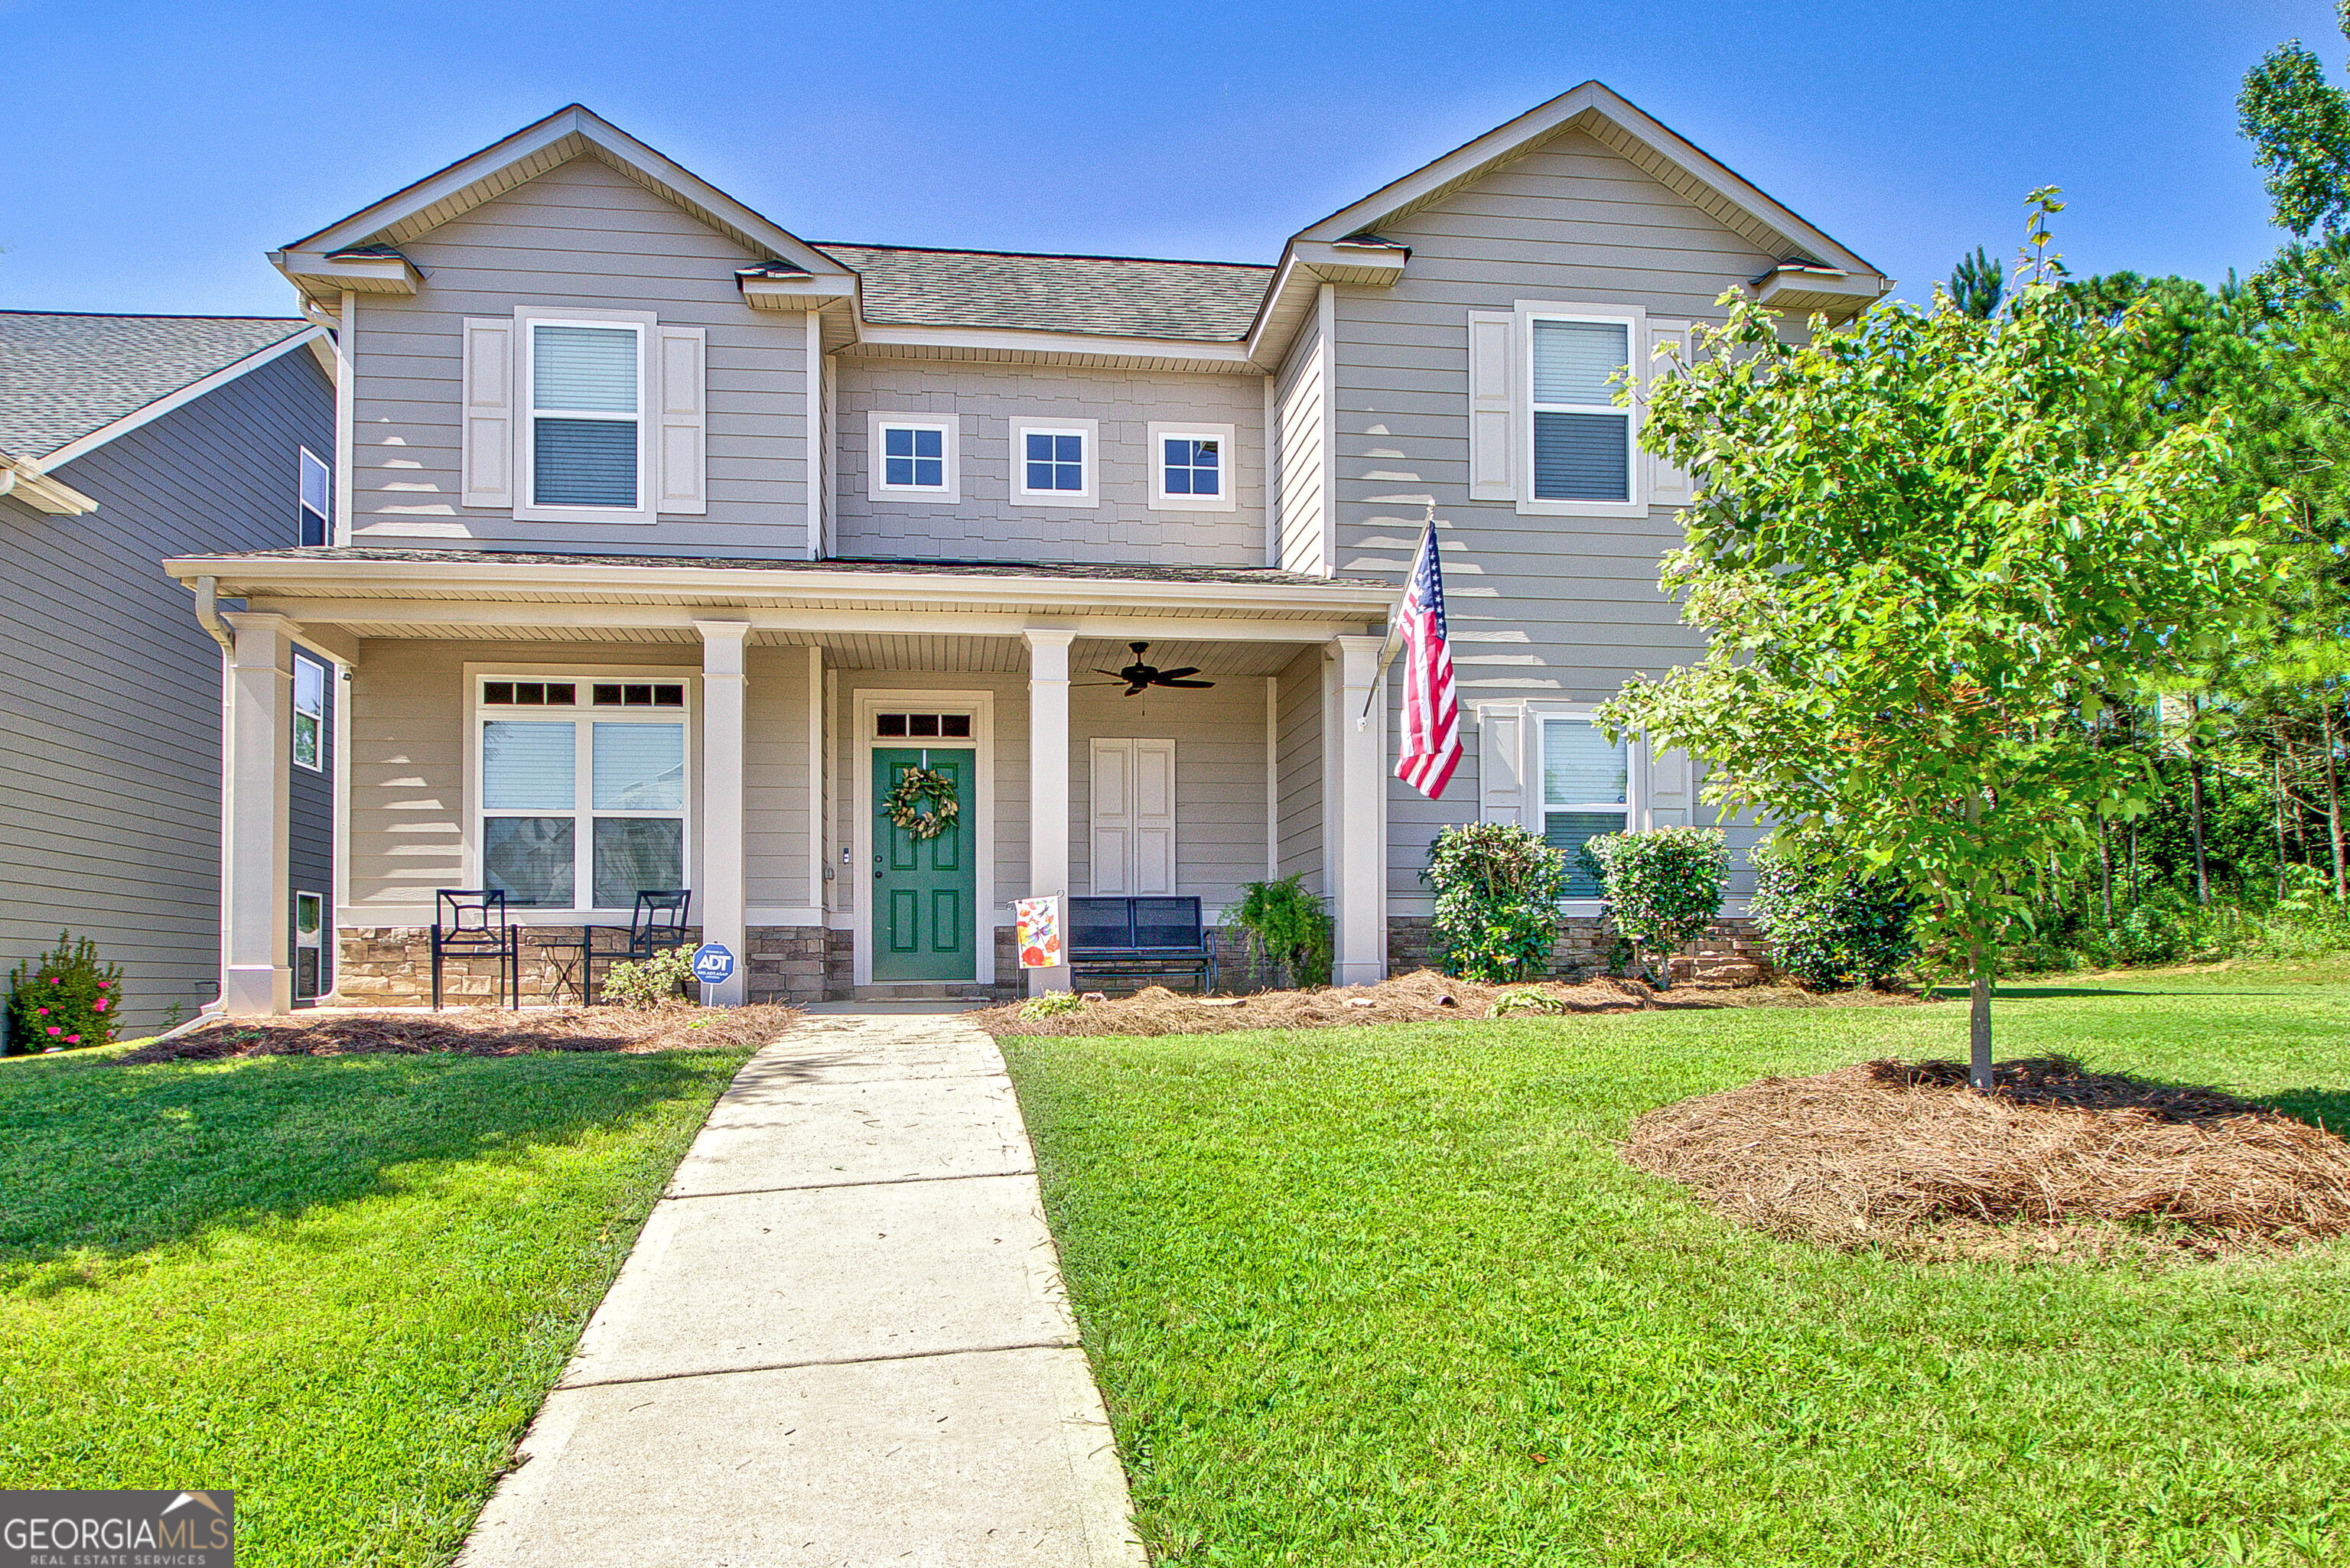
[972,966,1919,1038]
[120,1004,801,1063]
[1623,1056,2350,1261]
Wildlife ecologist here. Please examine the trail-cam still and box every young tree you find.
[1947,245,2005,319]
[2240,2,2350,239]
[1602,197,2280,1088]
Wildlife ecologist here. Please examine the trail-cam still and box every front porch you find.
[171,550,1401,1014]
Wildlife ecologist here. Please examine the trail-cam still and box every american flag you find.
[1394,522,1460,799]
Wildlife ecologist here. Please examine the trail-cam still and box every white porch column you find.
[1024,628,1075,996]
[1330,634,1388,986]
[222,613,295,1016]
[697,620,750,1007]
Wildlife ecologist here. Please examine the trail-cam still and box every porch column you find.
[1024,628,1075,996]
[221,613,295,1016]
[1330,634,1388,986]
[697,620,749,1007]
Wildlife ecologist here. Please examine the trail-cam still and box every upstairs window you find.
[293,652,327,773]
[1541,717,1629,899]
[1027,433,1083,492]
[298,447,330,546]
[1529,315,1633,505]
[1148,421,1236,512]
[529,322,641,509]
[1164,437,1219,496]
[869,413,959,501]
[1011,418,1097,507]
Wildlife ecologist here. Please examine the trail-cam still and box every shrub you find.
[1226,873,1333,989]
[1749,840,1919,990]
[601,948,697,1008]
[1580,828,1729,990]
[2111,899,2190,966]
[1491,988,1566,1017]
[1020,991,1085,1020]
[1423,823,1568,982]
[7,932,125,1052]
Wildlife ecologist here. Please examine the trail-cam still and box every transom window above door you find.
[875,712,972,739]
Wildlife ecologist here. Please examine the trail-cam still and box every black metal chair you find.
[431,888,521,1010]
[579,889,694,1003]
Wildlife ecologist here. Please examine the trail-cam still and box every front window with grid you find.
[530,322,641,509]
[478,678,688,910]
[1161,436,1220,497]
[882,425,946,489]
[293,652,327,772]
[1541,718,1629,898]
[1024,431,1085,493]
[1530,317,1632,503]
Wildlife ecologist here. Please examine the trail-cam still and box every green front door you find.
[871,747,976,981]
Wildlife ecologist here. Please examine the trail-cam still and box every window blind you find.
[1532,412,1629,502]
[1543,721,1627,805]
[483,722,576,811]
[1531,320,1627,405]
[534,325,637,412]
[592,723,685,810]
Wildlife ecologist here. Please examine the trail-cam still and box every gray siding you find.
[745,647,818,909]
[1330,126,1780,909]
[1274,645,1325,895]
[1065,679,1272,914]
[1,346,334,1038]
[1274,307,1327,576]
[833,359,1263,564]
[350,155,812,557]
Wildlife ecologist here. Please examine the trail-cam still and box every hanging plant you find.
[884,766,961,840]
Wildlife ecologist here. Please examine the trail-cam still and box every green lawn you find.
[0,1043,752,1566]
[1001,963,2350,1567]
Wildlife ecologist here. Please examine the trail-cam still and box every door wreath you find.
[884,766,961,840]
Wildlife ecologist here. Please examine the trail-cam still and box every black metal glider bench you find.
[1069,895,1219,994]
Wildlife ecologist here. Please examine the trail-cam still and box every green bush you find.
[1748,840,1918,990]
[1020,990,1085,1020]
[1580,828,1729,990]
[1226,873,1333,989]
[7,932,125,1052]
[1423,823,1568,982]
[601,948,697,1008]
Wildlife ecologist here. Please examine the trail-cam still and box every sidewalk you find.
[457,1011,1145,1567]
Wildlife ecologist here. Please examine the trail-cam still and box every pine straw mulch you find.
[1623,1056,2350,1262]
[972,966,1919,1038]
[119,1004,801,1063]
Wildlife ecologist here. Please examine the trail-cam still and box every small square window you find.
[486,682,516,705]
[653,684,684,708]
[877,714,909,737]
[940,714,972,738]
[1164,437,1220,497]
[1025,431,1084,492]
[908,714,941,737]
[883,426,945,489]
[1148,423,1236,511]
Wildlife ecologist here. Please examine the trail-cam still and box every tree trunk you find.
[1969,946,1994,1092]
[2098,818,2114,927]
[2322,695,2345,903]
[2188,750,2211,907]
[2276,755,2290,899]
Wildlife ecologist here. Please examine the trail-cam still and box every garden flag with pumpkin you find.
[1393,521,1460,799]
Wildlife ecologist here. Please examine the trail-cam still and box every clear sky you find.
[0,0,2339,319]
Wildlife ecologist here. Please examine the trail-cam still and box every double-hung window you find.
[529,322,643,510]
[478,678,688,911]
[869,412,959,501]
[292,652,327,773]
[1529,315,1635,506]
[298,447,330,546]
[1147,421,1236,512]
[1541,717,1629,899]
[1010,417,1097,506]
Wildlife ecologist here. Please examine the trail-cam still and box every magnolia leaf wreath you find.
[884,766,961,840]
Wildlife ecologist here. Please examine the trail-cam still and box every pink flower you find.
[46,1026,60,1036]
[48,977,60,985]
[95,980,109,990]
[93,999,108,1011]
[34,1007,47,1017]
[67,1036,80,1044]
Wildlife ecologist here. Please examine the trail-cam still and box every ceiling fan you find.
[1083,642,1215,698]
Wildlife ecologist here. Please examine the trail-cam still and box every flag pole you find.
[1360,503,1435,727]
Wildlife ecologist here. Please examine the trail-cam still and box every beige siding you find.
[832,359,1263,564]
[1066,680,1271,914]
[745,648,818,909]
[1274,311,1326,575]
[1274,645,1325,894]
[350,155,812,556]
[1332,127,1782,910]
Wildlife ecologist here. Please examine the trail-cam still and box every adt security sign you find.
[689,942,736,986]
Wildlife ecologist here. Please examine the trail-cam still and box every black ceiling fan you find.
[1083,642,1215,698]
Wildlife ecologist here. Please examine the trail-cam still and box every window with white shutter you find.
[1466,310,1515,501]
[1508,300,1648,519]
[460,317,514,509]
[1476,704,1525,827]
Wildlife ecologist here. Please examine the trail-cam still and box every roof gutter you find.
[193,575,235,654]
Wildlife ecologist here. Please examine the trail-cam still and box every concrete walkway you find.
[458,1012,1145,1568]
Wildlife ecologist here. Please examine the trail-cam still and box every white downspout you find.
[178,574,236,1036]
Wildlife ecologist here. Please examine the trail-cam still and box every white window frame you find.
[1147,421,1237,512]
[292,650,327,774]
[293,890,327,1001]
[1009,418,1099,508]
[298,446,330,545]
[868,412,960,503]
[1515,300,1647,520]
[467,668,697,919]
[1535,707,1639,912]
[515,307,657,525]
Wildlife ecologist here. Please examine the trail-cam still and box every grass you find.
[1000,959,2350,1566]
[0,1041,753,1566]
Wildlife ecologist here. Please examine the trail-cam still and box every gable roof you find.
[0,311,316,466]
[814,243,1270,343]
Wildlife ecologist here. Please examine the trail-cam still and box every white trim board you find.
[848,688,997,989]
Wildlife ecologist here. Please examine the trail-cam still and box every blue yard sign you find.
[689,942,736,986]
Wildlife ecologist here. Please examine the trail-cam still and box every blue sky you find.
[0,0,2339,318]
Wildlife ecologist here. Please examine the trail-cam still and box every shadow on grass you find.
[0,1047,737,1277]
[2257,1086,2350,1136]
[1926,984,2155,1000]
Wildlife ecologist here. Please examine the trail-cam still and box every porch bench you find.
[1069,896,1219,994]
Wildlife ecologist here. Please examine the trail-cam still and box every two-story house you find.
[4,312,338,1039]
[167,83,1885,1013]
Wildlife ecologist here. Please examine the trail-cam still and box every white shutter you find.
[460,318,513,509]
[653,325,708,515]
[1466,309,1517,501]
[1133,740,1176,896]
[1091,740,1132,896]
[1644,743,1694,828]
[1477,704,1525,825]
[1645,319,1694,508]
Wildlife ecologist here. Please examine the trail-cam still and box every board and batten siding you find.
[1273,307,1328,576]
[1326,126,1782,912]
[0,347,334,1038]
[832,359,1263,564]
[350,155,812,557]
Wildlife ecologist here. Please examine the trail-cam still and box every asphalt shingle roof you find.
[814,244,1272,343]
[0,311,310,463]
